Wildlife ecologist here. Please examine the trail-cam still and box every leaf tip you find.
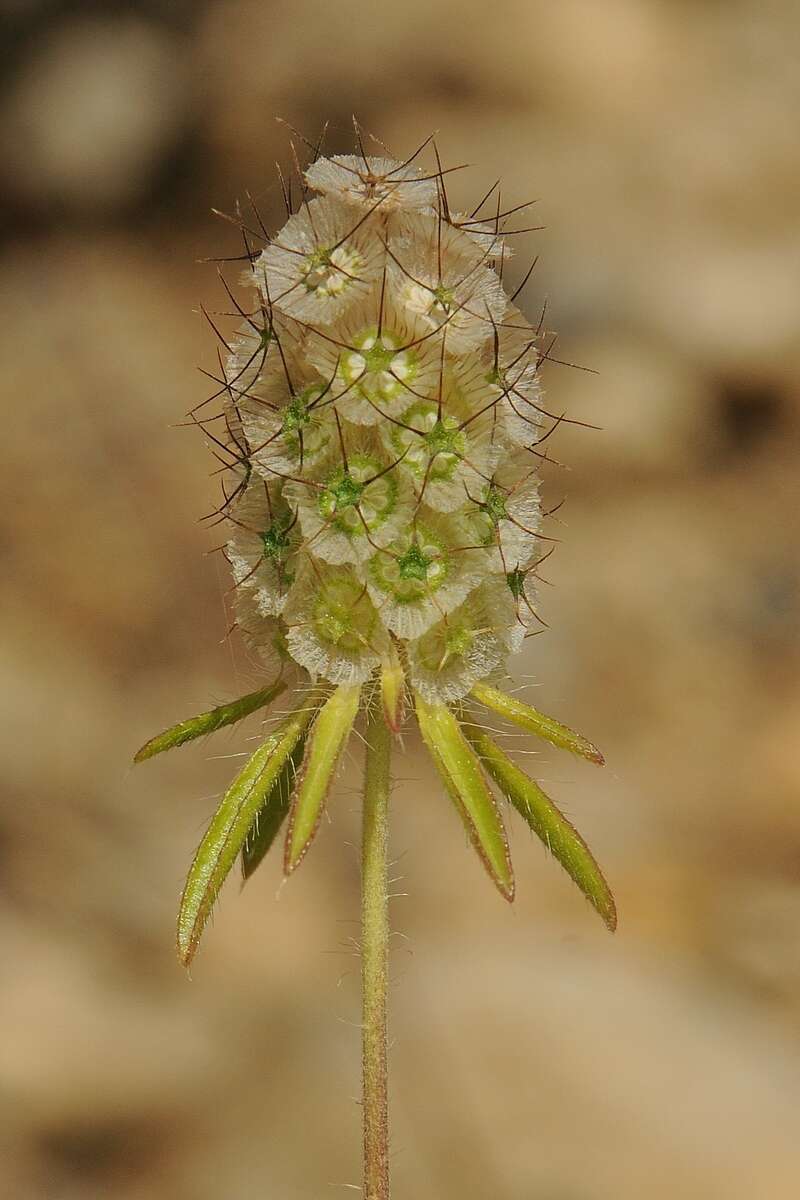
[176,927,196,970]
[282,808,309,877]
[283,841,301,877]
[601,897,618,932]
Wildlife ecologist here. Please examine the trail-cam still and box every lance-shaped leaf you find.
[414,693,514,901]
[134,679,286,763]
[284,684,361,874]
[464,725,616,930]
[470,680,604,766]
[241,735,306,881]
[178,700,319,966]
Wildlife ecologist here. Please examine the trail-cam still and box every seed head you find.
[225,146,546,701]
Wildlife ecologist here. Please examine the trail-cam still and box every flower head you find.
[225,152,544,695]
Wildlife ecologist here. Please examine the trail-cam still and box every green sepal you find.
[470,680,604,766]
[241,735,306,881]
[414,692,514,901]
[134,679,286,763]
[284,684,361,874]
[177,699,319,966]
[464,725,616,930]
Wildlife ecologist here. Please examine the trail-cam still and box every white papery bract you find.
[284,563,390,684]
[253,196,382,324]
[305,154,438,211]
[407,580,523,703]
[220,151,548,702]
[225,476,297,616]
[388,211,507,353]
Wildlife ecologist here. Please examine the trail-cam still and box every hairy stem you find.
[361,705,391,1200]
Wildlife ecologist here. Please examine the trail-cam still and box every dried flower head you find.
[135,127,616,972]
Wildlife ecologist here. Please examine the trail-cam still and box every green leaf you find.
[414,692,514,901]
[284,684,361,874]
[470,680,604,766]
[134,680,286,763]
[241,735,306,881]
[464,725,617,930]
[177,701,319,966]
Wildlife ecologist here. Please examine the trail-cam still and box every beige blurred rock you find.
[550,332,714,476]
[394,940,800,1199]
[709,877,800,1006]
[0,17,189,213]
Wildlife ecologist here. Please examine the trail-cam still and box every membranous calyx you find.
[225,153,544,701]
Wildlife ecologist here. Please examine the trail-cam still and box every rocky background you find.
[2,1,800,1197]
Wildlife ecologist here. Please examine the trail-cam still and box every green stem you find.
[361,705,391,1200]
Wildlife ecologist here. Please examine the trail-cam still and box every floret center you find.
[430,284,455,317]
[445,625,473,658]
[312,577,373,651]
[319,472,365,518]
[507,567,527,599]
[480,485,508,526]
[397,543,432,581]
[301,245,361,297]
[425,419,462,458]
[363,342,396,374]
[260,516,295,585]
[282,396,311,434]
[261,523,291,561]
[339,330,418,406]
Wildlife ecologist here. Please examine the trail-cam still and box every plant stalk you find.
[361,706,391,1199]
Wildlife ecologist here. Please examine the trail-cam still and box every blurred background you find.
[2,1,800,1196]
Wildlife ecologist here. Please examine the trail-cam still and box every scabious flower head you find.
[225,149,545,701]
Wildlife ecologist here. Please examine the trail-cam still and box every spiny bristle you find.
[215,144,550,702]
